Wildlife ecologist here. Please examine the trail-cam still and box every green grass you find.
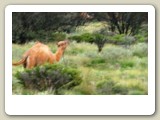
[12,41,148,95]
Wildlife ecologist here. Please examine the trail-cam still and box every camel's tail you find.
[12,58,26,66]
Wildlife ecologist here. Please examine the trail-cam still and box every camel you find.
[12,40,69,69]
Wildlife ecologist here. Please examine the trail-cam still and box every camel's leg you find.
[26,56,36,69]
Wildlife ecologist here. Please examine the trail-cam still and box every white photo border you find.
[5,5,155,115]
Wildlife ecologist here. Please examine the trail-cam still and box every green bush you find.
[81,33,95,43]
[93,33,106,42]
[108,34,135,45]
[69,33,106,43]
[68,35,83,42]
[135,34,147,43]
[108,34,125,44]
[69,33,94,43]
[15,64,82,94]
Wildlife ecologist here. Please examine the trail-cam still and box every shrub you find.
[135,34,147,43]
[102,45,132,61]
[69,33,94,43]
[108,34,135,45]
[131,43,148,57]
[108,34,125,44]
[69,35,82,42]
[15,64,82,94]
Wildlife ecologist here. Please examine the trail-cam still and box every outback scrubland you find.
[12,12,148,95]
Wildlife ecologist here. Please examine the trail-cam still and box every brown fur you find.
[12,40,69,69]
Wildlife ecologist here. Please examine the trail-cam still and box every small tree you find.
[91,12,147,35]
[93,34,107,52]
[107,12,147,35]
[69,33,107,52]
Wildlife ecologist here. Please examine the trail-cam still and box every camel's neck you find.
[55,48,65,62]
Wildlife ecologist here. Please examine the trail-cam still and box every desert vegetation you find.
[12,12,148,95]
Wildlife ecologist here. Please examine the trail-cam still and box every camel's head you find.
[57,39,69,50]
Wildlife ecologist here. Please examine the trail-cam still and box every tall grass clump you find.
[15,63,82,94]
